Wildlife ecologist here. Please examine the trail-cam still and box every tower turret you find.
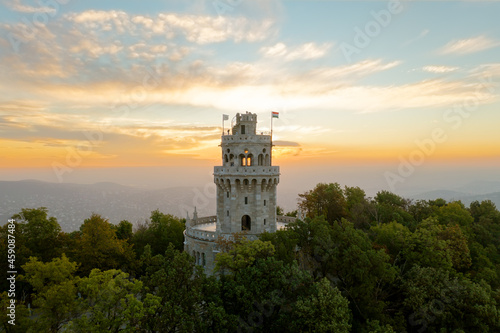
[214,112,280,236]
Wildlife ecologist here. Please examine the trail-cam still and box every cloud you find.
[65,10,275,44]
[4,0,56,13]
[260,42,332,61]
[422,65,459,73]
[273,141,300,147]
[403,29,429,46]
[439,35,500,55]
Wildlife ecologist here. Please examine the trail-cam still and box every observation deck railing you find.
[214,166,280,176]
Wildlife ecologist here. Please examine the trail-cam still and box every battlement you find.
[230,111,258,136]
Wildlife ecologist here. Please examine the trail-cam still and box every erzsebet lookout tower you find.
[184,112,296,273]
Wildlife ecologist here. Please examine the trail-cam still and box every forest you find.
[1,182,499,332]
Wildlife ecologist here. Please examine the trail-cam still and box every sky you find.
[0,0,499,199]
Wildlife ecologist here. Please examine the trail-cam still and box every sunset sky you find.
[1,0,499,196]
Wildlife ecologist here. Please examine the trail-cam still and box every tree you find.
[21,255,80,332]
[438,224,472,271]
[408,200,435,223]
[132,210,185,257]
[370,221,411,264]
[115,220,133,240]
[215,239,313,332]
[403,218,453,272]
[279,217,397,328]
[76,213,136,275]
[373,191,414,228]
[12,207,62,262]
[66,269,160,332]
[344,186,373,229]
[469,200,500,249]
[402,266,500,332]
[290,278,352,333]
[215,238,275,273]
[434,201,474,233]
[0,292,30,333]
[299,183,347,225]
[140,244,226,332]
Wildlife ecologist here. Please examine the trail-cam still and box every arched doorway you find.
[241,215,251,231]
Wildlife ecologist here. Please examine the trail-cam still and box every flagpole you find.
[270,111,274,165]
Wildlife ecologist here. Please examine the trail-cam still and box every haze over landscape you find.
[1,0,499,223]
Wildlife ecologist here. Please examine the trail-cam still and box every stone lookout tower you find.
[184,112,295,273]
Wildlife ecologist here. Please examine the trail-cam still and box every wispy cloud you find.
[422,65,459,73]
[66,10,275,44]
[4,0,56,13]
[439,35,500,55]
[403,29,429,46]
[260,42,333,61]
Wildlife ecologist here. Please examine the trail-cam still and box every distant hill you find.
[410,188,500,208]
[0,180,216,232]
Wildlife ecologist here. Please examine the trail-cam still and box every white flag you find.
[223,114,229,121]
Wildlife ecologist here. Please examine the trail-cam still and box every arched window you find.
[225,154,229,164]
[247,154,253,166]
[242,215,251,231]
[241,125,246,134]
[239,154,246,166]
[202,253,206,266]
[258,154,263,166]
[265,154,270,166]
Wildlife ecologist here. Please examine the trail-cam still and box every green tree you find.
[21,255,80,332]
[215,238,275,273]
[67,269,160,332]
[403,218,453,271]
[434,201,474,232]
[12,207,62,262]
[373,191,414,228]
[0,292,30,333]
[281,217,397,328]
[438,224,472,271]
[76,213,136,275]
[115,220,133,240]
[403,266,499,332]
[298,183,347,225]
[140,244,226,332]
[370,221,411,264]
[132,210,185,256]
[408,200,435,223]
[469,200,500,249]
[290,278,352,333]
[215,241,313,332]
[344,186,373,229]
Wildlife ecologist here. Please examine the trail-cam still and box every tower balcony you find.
[185,216,218,242]
[214,166,280,176]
